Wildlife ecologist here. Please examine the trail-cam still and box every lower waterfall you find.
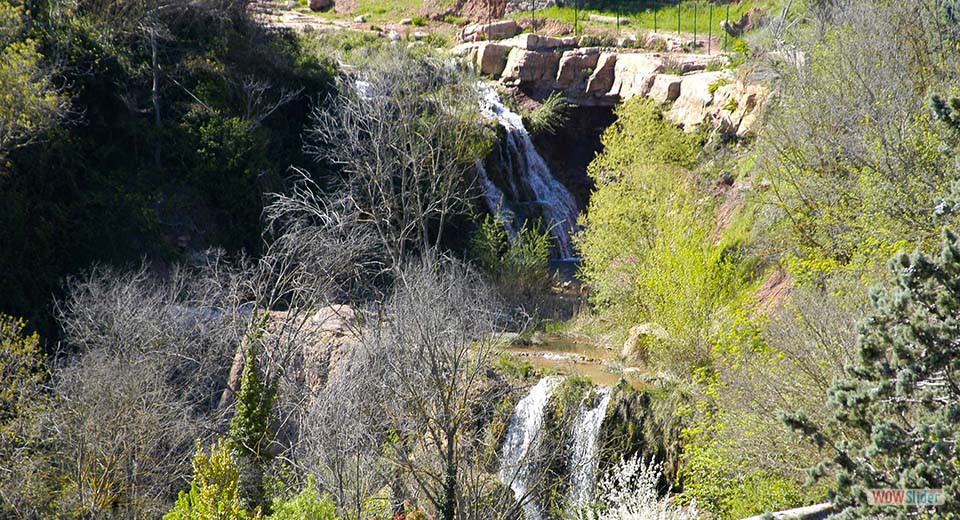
[567,387,612,508]
[478,86,580,259]
[499,376,563,520]
[499,377,613,519]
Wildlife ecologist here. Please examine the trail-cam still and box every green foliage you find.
[586,97,699,180]
[522,91,571,136]
[788,230,960,518]
[0,314,54,519]
[165,441,261,520]
[0,0,333,331]
[268,477,339,520]
[0,0,65,155]
[0,314,43,424]
[577,97,747,371]
[471,213,554,310]
[760,2,960,274]
[707,77,730,94]
[229,334,279,511]
[680,415,810,519]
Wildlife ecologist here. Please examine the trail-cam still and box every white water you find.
[566,387,612,508]
[499,376,564,520]
[478,86,580,259]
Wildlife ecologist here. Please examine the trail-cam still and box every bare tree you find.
[38,264,247,518]
[306,46,493,269]
[311,256,517,520]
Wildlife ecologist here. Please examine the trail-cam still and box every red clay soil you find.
[754,267,790,314]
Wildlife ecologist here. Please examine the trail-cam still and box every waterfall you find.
[499,376,564,520]
[478,86,580,259]
[566,387,612,508]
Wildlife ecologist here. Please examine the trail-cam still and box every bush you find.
[268,478,339,520]
[471,214,554,314]
[523,91,571,136]
[788,230,960,519]
[575,456,695,520]
[165,441,258,520]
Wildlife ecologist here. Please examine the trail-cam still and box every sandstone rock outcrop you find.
[459,19,520,42]
[454,33,766,136]
[219,305,359,409]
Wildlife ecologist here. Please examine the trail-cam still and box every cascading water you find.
[478,86,580,259]
[566,387,612,508]
[499,376,564,520]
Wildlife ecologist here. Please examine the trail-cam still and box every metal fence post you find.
[531,0,535,33]
[573,0,578,36]
[693,1,697,47]
[723,3,730,51]
[677,0,681,35]
[708,3,712,54]
[617,3,621,34]
[654,2,658,33]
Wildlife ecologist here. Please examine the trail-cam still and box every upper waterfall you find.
[478,85,580,259]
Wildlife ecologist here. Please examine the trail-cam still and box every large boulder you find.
[585,52,617,96]
[476,43,510,77]
[218,305,359,409]
[501,33,567,51]
[609,53,663,98]
[555,48,600,90]
[459,19,520,42]
[621,323,669,365]
[502,48,561,85]
[666,70,730,130]
[649,74,682,103]
[308,0,333,10]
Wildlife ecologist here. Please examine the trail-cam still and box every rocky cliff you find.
[455,33,766,138]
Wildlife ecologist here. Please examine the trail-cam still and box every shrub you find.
[471,214,554,314]
[268,477,339,520]
[575,456,695,520]
[165,441,259,520]
[523,91,571,136]
[787,230,960,519]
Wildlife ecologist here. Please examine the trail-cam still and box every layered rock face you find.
[455,35,767,137]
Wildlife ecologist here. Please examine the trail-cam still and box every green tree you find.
[165,441,260,520]
[0,0,66,156]
[787,230,960,518]
[229,335,278,512]
[267,477,339,520]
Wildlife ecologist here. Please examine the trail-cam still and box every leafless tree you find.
[305,255,518,520]
[306,46,493,269]
[36,264,246,518]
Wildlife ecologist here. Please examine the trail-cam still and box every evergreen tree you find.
[164,441,261,520]
[787,230,960,519]
[229,334,278,512]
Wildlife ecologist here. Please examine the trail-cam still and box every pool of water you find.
[505,333,642,388]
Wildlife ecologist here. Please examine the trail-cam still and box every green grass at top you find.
[308,0,456,23]
[511,0,768,39]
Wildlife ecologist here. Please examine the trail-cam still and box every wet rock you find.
[308,0,333,11]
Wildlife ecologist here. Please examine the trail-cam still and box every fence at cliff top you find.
[500,1,759,53]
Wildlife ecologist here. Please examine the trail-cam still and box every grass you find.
[510,0,770,42]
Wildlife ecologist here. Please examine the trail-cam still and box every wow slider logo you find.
[868,489,946,507]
